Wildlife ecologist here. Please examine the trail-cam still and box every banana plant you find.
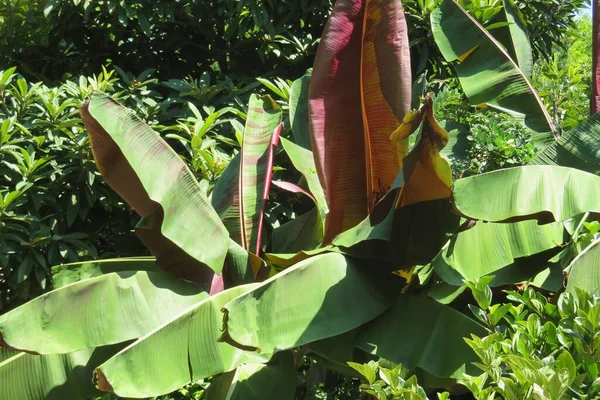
[2,0,600,399]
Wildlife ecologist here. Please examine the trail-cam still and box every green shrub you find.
[0,65,263,309]
[463,287,600,399]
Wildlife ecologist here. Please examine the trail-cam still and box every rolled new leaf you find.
[310,0,412,243]
[431,0,557,147]
[0,271,207,354]
[452,166,600,224]
[81,92,229,284]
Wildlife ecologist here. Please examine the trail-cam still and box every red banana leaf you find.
[309,0,412,244]
[211,94,283,256]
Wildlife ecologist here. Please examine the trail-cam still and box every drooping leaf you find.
[530,113,600,174]
[433,220,565,286]
[354,295,486,379]
[391,96,453,207]
[238,95,283,254]
[271,180,317,205]
[135,211,217,289]
[81,93,229,281]
[0,345,124,400]
[332,98,458,268]
[289,70,312,150]
[431,0,556,147]
[51,257,158,288]
[492,0,533,79]
[566,239,600,295]
[452,166,600,224]
[0,271,207,354]
[94,284,268,398]
[221,252,402,354]
[310,0,412,243]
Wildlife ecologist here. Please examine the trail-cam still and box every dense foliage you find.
[0,0,599,400]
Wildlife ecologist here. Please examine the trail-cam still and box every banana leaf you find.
[51,257,158,288]
[81,92,228,281]
[238,95,283,254]
[206,352,296,400]
[221,252,402,354]
[530,113,600,174]
[333,98,459,268]
[431,0,556,147]
[310,0,412,242]
[433,220,565,285]
[354,295,486,379]
[0,344,125,400]
[566,239,600,295]
[452,166,600,224]
[280,137,328,221]
[289,70,312,150]
[0,271,207,354]
[491,0,533,79]
[271,208,323,254]
[211,95,282,256]
[94,284,270,398]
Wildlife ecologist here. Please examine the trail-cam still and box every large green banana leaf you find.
[206,352,296,400]
[433,220,565,285]
[566,239,600,295]
[81,92,229,281]
[492,0,533,79]
[530,113,600,174]
[0,271,207,354]
[310,0,412,243]
[289,70,312,151]
[0,344,124,400]
[453,166,600,223]
[221,252,402,354]
[354,295,486,380]
[51,257,158,288]
[94,284,269,398]
[431,0,556,147]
